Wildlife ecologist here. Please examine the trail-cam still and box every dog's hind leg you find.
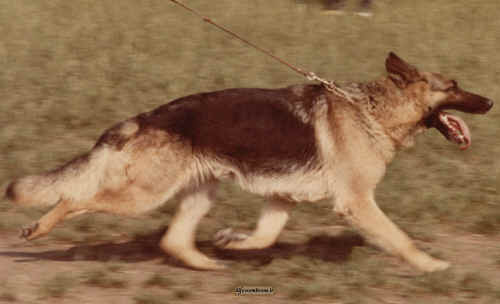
[214,200,294,250]
[160,183,226,270]
[19,199,87,240]
[335,191,450,273]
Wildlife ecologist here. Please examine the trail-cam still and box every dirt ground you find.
[1,223,499,304]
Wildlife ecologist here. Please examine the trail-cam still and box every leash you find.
[168,0,354,101]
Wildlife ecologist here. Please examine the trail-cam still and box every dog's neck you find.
[354,78,428,151]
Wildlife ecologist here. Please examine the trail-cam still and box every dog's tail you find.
[5,148,109,207]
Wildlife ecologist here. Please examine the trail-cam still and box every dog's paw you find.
[411,252,451,273]
[423,258,450,272]
[213,228,248,248]
[19,222,39,240]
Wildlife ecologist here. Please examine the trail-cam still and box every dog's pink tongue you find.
[447,113,471,150]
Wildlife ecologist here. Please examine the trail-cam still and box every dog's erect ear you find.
[385,52,421,88]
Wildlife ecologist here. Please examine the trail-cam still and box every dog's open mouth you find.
[427,111,471,150]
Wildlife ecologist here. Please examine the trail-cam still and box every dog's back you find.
[133,85,323,174]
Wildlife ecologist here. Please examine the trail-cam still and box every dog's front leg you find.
[335,191,449,272]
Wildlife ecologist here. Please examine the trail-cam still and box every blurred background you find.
[0,1,499,303]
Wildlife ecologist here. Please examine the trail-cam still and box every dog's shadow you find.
[0,228,364,267]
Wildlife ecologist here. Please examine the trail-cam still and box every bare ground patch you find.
[0,224,499,304]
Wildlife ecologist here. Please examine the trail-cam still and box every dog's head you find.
[385,52,493,150]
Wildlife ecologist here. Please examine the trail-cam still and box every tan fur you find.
[6,53,492,273]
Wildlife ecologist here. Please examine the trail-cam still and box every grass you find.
[82,269,128,289]
[134,288,191,303]
[459,272,492,294]
[286,280,342,301]
[0,291,17,302]
[0,0,499,303]
[173,288,192,300]
[0,0,497,244]
[106,263,123,272]
[143,273,174,288]
[411,270,457,295]
[38,274,74,299]
[468,212,500,235]
[134,293,169,304]
[1,0,498,239]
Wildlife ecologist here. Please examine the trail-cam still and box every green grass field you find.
[0,0,499,303]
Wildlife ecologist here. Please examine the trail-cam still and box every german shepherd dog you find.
[6,53,493,272]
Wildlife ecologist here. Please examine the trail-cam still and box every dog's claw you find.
[19,222,39,240]
[213,228,248,248]
[213,228,232,245]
